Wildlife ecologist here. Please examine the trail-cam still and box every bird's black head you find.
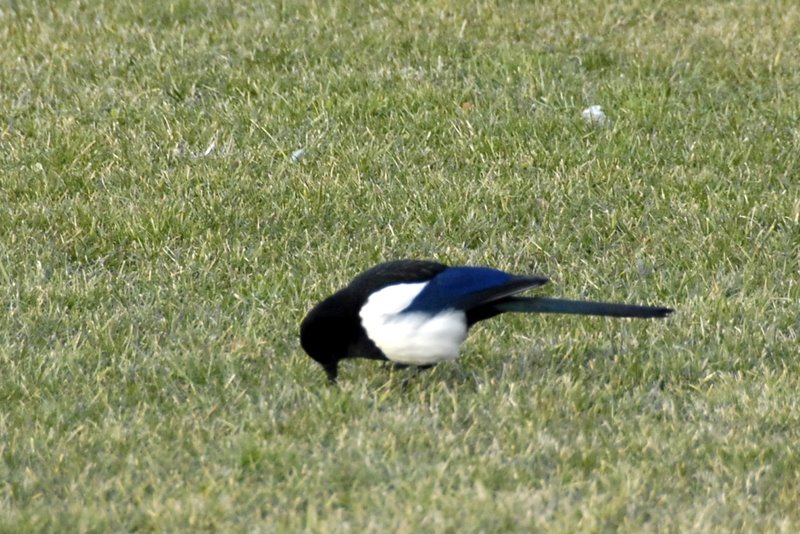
[299,291,360,383]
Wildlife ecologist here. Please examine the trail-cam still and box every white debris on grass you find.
[581,105,607,126]
[291,147,306,163]
[202,137,217,157]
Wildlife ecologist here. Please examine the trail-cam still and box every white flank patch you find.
[359,283,468,365]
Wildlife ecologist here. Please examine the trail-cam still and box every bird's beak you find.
[322,362,338,384]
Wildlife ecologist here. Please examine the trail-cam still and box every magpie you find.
[300,260,673,382]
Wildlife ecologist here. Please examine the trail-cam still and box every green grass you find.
[1,0,799,531]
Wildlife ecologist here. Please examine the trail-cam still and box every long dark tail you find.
[496,296,673,318]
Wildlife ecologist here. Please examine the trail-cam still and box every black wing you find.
[347,259,449,294]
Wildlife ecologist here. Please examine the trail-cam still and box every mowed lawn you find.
[1,0,799,531]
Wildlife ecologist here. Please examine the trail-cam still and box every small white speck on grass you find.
[582,105,607,126]
[291,148,306,162]
[636,257,654,278]
[202,137,217,157]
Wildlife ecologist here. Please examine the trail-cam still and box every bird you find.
[300,259,673,382]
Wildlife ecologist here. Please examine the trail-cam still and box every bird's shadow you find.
[333,360,481,394]
[321,340,622,394]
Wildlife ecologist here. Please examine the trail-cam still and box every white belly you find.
[359,283,468,365]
